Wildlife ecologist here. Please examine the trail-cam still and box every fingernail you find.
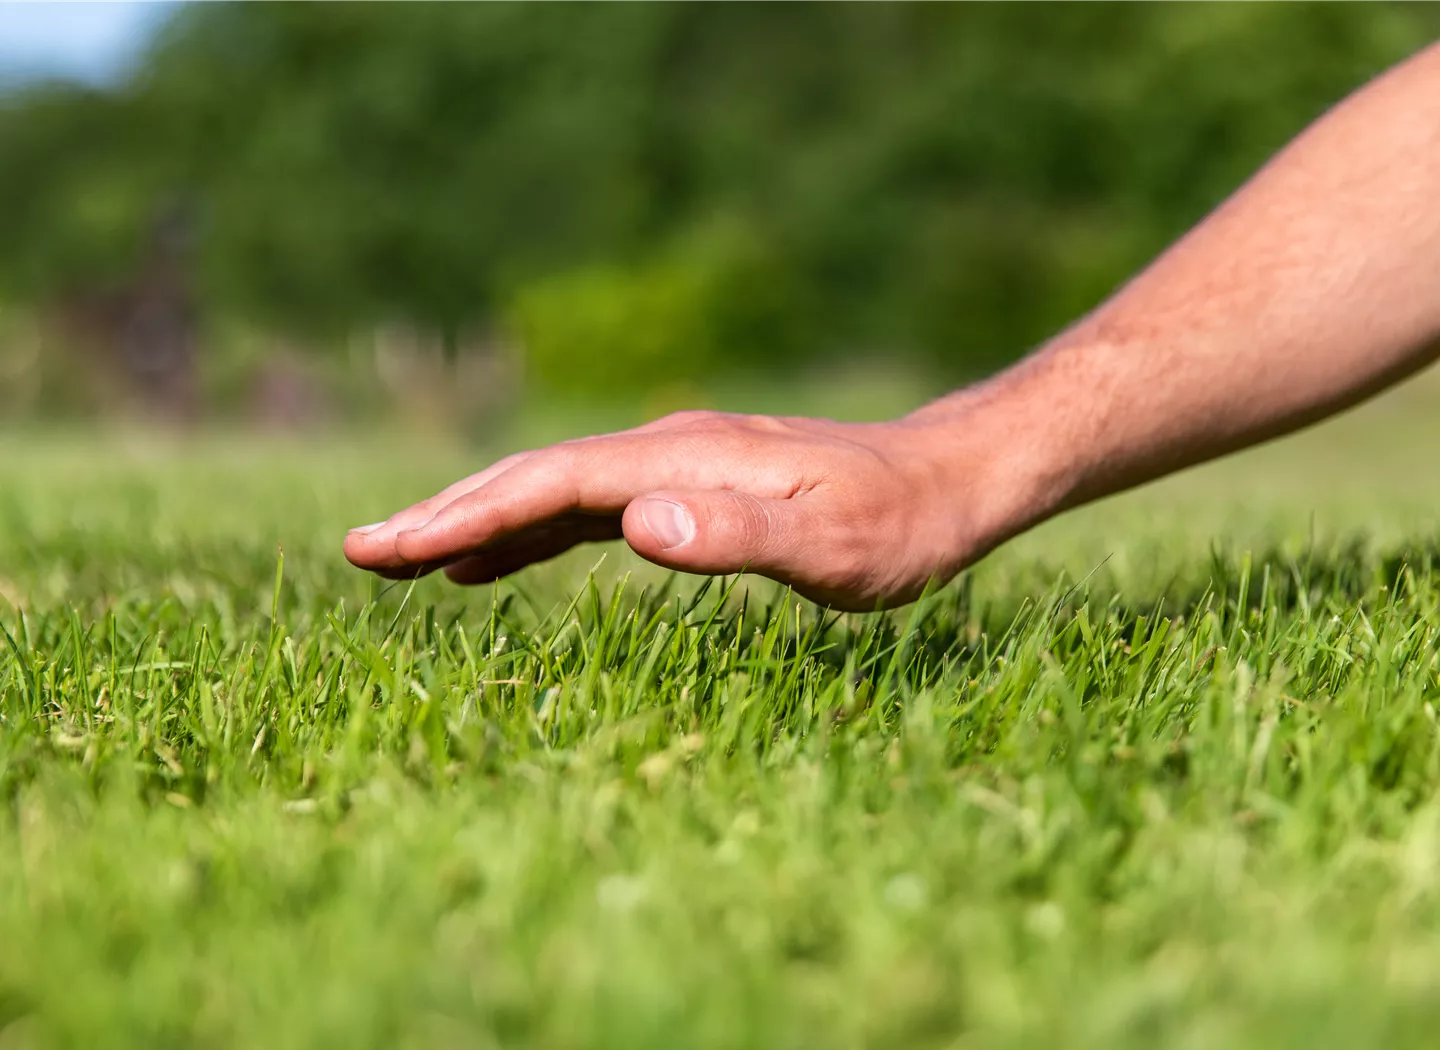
[350,522,387,535]
[642,499,695,549]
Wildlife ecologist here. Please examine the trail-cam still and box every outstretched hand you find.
[344,410,1006,611]
[349,45,1440,612]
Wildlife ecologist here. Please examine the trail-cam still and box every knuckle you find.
[660,409,721,430]
[725,494,776,552]
[540,442,579,472]
[392,528,430,560]
[741,414,792,435]
[527,446,580,488]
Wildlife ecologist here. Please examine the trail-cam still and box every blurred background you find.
[1,2,1437,440]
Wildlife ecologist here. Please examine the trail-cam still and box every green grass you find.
[7,379,1440,1049]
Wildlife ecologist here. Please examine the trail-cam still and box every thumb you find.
[622,489,811,579]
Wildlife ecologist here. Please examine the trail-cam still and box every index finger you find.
[344,450,533,570]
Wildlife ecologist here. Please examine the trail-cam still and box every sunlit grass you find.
[5,375,1440,1048]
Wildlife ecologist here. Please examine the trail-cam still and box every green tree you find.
[0,3,1435,394]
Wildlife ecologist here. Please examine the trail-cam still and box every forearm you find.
[919,42,1440,547]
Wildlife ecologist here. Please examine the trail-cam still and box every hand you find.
[343,410,1010,610]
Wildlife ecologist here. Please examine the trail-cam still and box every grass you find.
[6,377,1440,1049]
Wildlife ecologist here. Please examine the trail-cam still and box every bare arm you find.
[345,43,1440,611]
[924,40,1440,530]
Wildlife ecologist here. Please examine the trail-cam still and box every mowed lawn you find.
[7,376,1440,1049]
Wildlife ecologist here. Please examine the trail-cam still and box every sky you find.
[0,1,181,87]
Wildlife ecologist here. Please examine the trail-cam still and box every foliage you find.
[510,220,807,394]
[0,4,1438,392]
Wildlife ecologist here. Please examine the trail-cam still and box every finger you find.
[623,489,898,610]
[442,514,624,585]
[372,558,453,581]
[363,450,534,537]
[345,450,534,569]
[392,433,797,566]
[620,489,821,581]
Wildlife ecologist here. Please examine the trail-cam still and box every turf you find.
[5,390,1440,1049]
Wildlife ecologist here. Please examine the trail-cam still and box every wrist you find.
[893,362,1080,567]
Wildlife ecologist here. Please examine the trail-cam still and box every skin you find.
[346,43,1440,612]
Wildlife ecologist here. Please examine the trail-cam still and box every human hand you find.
[343,410,1017,610]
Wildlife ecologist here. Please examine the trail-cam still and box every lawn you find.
[6,376,1440,1049]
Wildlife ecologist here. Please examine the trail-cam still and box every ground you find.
[5,374,1440,1049]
